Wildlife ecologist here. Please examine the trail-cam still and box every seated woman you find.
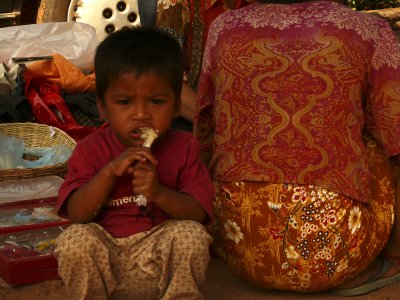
[194,0,400,295]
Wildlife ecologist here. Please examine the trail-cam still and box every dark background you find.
[0,0,40,27]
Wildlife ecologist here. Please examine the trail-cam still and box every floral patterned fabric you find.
[210,134,394,291]
[194,1,400,203]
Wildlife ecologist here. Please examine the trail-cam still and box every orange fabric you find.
[24,54,103,141]
[25,53,96,94]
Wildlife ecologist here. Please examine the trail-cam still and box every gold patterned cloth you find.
[194,1,400,203]
[210,134,394,291]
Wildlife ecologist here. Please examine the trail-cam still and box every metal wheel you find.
[37,0,141,41]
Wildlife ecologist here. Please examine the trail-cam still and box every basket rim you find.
[0,122,76,144]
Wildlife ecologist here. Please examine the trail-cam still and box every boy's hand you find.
[106,147,157,178]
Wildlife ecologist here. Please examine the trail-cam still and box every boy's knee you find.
[55,224,99,256]
[168,220,212,251]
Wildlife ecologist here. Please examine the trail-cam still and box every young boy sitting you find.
[54,26,214,300]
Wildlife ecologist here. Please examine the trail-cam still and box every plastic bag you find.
[0,133,24,169]
[0,22,99,74]
[0,133,72,170]
[21,145,72,168]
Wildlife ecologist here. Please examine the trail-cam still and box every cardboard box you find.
[0,224,69,286]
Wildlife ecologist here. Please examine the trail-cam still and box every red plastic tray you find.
[0,224,69,285]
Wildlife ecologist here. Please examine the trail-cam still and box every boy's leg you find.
[54,223,118,300]
[155,220,212,300]
[109,220,211,299]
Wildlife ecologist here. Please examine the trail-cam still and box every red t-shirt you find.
[57,127,214,238]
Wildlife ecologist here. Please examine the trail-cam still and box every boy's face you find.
[98,71,180,148]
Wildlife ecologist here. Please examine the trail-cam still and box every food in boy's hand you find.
[140,127,158,148]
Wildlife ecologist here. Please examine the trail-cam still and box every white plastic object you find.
[0,22,99,74]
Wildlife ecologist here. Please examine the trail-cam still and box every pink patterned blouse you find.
[194,0,400,203]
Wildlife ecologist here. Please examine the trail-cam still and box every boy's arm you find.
[66,146,154,223]
[151,187,206,222]
[66,163,117,223]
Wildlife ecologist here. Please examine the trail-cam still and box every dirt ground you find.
[1,257,400,300]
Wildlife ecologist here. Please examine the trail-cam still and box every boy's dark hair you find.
[95,26,184,104]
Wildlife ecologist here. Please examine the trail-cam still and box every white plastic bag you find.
[0,22,99,74]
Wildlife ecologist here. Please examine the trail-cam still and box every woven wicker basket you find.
[0,123,76,181]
